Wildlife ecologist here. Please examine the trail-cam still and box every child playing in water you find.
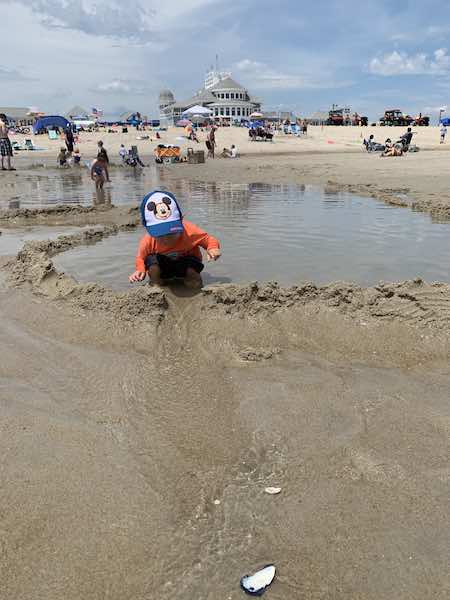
[73,148,81,165]
[90,156,110,189]
[129,190,221,289]
[119,144,127,162]
[58,147,68,167]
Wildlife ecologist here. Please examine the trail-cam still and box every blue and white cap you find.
[140,190,184,238]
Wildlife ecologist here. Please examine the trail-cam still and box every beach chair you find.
[48,130,59,140]
[24,139,36,150]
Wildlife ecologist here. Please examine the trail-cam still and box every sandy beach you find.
[1,127,450,599]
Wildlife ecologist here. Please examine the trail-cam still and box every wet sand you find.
[1,151,450,599]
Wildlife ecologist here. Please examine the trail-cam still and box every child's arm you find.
[186,221,221,261]
[129,235,151,283]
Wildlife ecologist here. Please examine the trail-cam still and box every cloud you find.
[8,0,154,42]
[92,79,149,95]
[0,65,34,81]
[235,58,352,90]
[369,48,450,76]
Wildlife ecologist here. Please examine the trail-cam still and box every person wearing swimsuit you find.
[90,156,110,189]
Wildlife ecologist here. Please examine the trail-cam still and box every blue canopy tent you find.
[33,115,71,134]
[440,117,450,127]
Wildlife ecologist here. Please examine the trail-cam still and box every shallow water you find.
[50,177,450,288]
[0,226,88,256]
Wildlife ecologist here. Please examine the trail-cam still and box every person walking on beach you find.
[0,113,15,171]
[97,140,109,163]
[440,124,447,144]
[65,125,74,156]
[207,125,216,159]
[90,155,110,189]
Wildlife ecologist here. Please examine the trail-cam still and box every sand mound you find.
[203,279,450,330]
[8,228,167,321]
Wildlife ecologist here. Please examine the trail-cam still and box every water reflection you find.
[93,188,112,207]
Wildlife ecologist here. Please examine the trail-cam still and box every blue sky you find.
[2,0,450,120]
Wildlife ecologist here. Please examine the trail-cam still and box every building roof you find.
[65,105,90,118]
[208,100,258,107]
[159,89,175,105]
[169,89,218,111]
[120,111,135,121]
[209,76,246,91]
[0,107,32,119]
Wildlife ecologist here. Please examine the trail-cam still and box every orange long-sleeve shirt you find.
[135,220,220,271]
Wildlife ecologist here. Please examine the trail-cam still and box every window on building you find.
[237,107,241,116]
[231,93,235,99]
[220,107,224,116]
[226,107,230,116]
[215,108,219,116]
[231,107,235,116]
[226,93,229,99]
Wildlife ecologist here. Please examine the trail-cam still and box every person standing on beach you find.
[90,156,110,189]
[440,124,447,144]
[0,114,15,171]
[65,126,74,156]
[97,140,109,163]
[208,125,216,159]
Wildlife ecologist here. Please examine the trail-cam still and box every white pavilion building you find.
[159,68,261,125]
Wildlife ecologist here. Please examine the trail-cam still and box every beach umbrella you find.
[176,119,192,127]
[182,105,212,116]
[250,112,264,119]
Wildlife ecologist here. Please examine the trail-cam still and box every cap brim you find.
[145,219,184,238]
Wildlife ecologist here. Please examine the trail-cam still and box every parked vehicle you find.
[380,110,414,126]
[327,108,344,125]
[412,113,430,126]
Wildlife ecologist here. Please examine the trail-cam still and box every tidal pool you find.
[53,181,450,288]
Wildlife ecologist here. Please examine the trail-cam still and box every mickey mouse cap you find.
[140,190,184,238]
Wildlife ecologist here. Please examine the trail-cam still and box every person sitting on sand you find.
[90,155,110,189]
[129,190,221,289]
[220,144,238,158]
[364,134,375,152]
[381,138,403,157]
[58,147,68,167]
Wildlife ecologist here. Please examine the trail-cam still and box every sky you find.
[2,0,450,121]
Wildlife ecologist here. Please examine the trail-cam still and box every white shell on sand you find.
[264,487,282,495]
[240,564,276,595]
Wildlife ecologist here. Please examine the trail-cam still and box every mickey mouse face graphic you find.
[147,196,172,220]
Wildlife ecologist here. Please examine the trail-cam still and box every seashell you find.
[240,564,276,596]
[264,487,282,495]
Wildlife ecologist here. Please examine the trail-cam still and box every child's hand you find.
[206,248,221,262]
[129,270,146,283]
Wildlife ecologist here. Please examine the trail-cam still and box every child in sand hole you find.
[129,190,221,289]
[90,156,110,189]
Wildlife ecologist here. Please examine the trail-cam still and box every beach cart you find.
[154,144,181,163]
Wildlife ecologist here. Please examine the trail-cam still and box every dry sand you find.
[1,129,450,599]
